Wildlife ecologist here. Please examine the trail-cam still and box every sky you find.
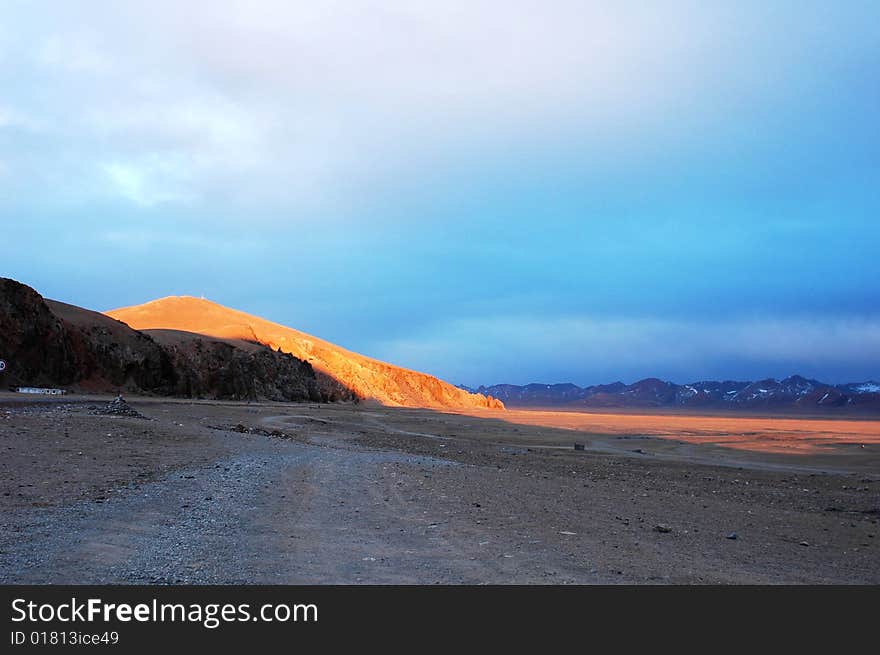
[1,1,879,386]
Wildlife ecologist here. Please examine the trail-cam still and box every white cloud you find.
[37,33,113,75]
[0,1,875,233]
[0,105,44,132]
[102,159,194,207]
[8,1,867,214]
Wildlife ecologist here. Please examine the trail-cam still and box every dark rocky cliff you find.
[0,278,324,402]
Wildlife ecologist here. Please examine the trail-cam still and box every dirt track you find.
[1,395,878,584]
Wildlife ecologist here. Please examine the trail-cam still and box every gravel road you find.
[1,396,877,584]
[1,429,591,583]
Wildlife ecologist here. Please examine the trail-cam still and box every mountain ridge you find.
[0,278,502,409]
[467,374,880,411]
[105,295,503,410]
[0,278,322,402]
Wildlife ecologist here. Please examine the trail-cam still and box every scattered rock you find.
[91,396,147,419]
[799,541,810,547]
[654,524,672,534]
[726,532,738,540]
[218,423,291,439]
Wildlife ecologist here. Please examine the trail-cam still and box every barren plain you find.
[1,393,878,584]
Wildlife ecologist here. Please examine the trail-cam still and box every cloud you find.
[0,105,44,132]
[6,1,876,216]
[37,33,113,75]
[373,314,880,386]
[102,160,194,207]
[96,226,266,253]
[1,1,878,386]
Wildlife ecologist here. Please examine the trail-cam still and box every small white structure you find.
[16,387,66,395]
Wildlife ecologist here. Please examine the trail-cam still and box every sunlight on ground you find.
[488,410,880,455]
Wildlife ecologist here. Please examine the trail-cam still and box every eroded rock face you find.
[0,278,80,389]
[47,299,177,393]
[106,296,505,410]
[1,278,502,409]
[0,279,172,392]
[0,278,323,403]
[149,331,326,402]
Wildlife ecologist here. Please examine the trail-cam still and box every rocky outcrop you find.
[0,279,175,392]
[1,278,497,408]
[46,299,177,393]
[147,330,328,402]
[0,278,81,389]
[106,296,504,410]
[0,278,322,402]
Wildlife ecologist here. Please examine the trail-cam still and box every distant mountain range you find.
[461,376,880,411]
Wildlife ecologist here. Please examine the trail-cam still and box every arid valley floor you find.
[2,393,878,584]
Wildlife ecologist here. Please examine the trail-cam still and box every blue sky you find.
[1,1,879,385]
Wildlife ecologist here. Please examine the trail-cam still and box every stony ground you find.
[1,394,877,584]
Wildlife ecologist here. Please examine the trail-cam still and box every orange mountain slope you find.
[105,296,503,410]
